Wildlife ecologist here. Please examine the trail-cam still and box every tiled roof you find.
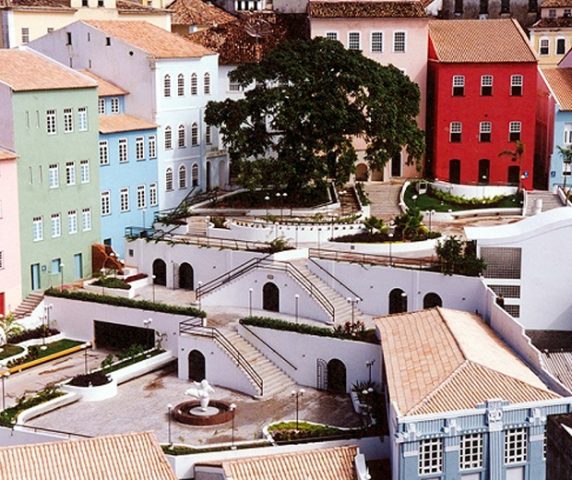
[0,432,177,480]
[308,0,426,17]
[99,114,157,133]
[0,0,166,12]
[0,49,96,91]
[84,20,214,58]
[541,0,572,7]
[221,446,358,480]
[80,69,128,96]
[376,308,559,416]
[168,0,235,26]
[533,17,572,28]
[188,12,308,65]
[429,19,537,63]
[0,147,18,161]
[542,67,572,110]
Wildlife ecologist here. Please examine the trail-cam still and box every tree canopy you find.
[205,37,425,195]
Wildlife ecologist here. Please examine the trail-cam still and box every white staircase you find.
[187,216,209,236]
[13,292,44,320]
[525,191,564,216]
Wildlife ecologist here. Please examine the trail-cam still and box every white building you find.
[29,20,229,212]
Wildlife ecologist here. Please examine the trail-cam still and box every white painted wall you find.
[0,84,14,149]
[238,324,381,393]
[0,427,65,446]
[432,180,518,199]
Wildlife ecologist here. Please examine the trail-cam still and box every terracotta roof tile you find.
[0,0,165,12]
[84,20,214,58]
[533,16,572,27]
[308,0,426,17]
[429,19,537,63]
[0,147,18,161]
[376,308,559,416]
[80,69,128,96]
[168,0,235,27]
[542,67,572,110]
[187,12,308,65]
[541,0,572,7]
[0,49,96,91]
[99,113,157,133]
[0,432,177,480]
[221,446,358,480]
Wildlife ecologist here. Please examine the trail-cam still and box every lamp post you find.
[167,403,173,448]
[428,209,436,234]
[295,294,299,324]
[388,222,396,267]
[1,371,9,411]
[100,268,106,295]
[346,297,358,326]
[84,342,91,375]
[400,292,407,313]
[412,194,418,206]
[276,192,287,221]
[264,195,270,217]
[42,304,53,351]
[230,403,237,450]
[142,208,147,230]
[249,288,253,317]
[366,359,376,383]
[151,275,157,303]
[291,389,305,431]
[59,263,65,291]
[197,281,203,310]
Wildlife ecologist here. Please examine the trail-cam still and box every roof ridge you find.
[436,307,469,362]
[511,17,539,61]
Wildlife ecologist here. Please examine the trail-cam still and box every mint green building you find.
[0,48,101,298]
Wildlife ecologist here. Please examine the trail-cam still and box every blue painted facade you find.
[98,94,158,258]
[393,399,572,480]
[548,106,572,189]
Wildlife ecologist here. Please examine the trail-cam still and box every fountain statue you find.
[185,380,215,412]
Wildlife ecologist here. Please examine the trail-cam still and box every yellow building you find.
[0,0,171,48]
[530,0,572,66]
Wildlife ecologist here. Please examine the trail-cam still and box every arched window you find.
[204,73,211,95]
[423,292,443,309]
[389,288,407,314]
[164,74,171,97]
[177,74,184,96]
[178,124,186,148]
[190,73,198,95]
[191,163,199,187]
[164,126,172,150]
[165,167,173,191]
[205,125,212,144]
[179,164,187,189]
[191,123,199,146]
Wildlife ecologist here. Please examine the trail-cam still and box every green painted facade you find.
[13,88,101,297]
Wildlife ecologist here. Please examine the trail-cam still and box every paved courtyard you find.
[27,364,363,446]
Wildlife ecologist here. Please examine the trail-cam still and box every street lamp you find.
[59,263,65,291]
[276,192,287,221]
[167,403,173,448]
[151,275,157,303]
[388,222,396,267]
[291,389,305,431]
[365,359,376,383]
[412,194,418,206]
[1,371,9,410]
[42,304,53,351]
[229,403,237,450]
[197,281,203,310]
[346,297,359,326]
[264,195,270,217]
[100,268,106,295]
[249,288,253,317]
[84,342,91,375]
[142,208,147,230]
[295,294,299,324]
[428,210,436,234]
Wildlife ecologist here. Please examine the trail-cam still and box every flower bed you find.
[92,277,131,290]
[267,421,361,443]
[162,441,272,456]
[331,230,441,243]
[7,326,60,344]
[69,371,110,387]
[101,348,165,375]
[0,386,64,427]
[6,339,83,371]
[0,344,25,361]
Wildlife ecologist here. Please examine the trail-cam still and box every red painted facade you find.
[427,40,537,189]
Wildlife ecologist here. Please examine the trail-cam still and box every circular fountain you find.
[171,380,234,426]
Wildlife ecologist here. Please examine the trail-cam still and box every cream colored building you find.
[530,0,572,66]
[0,0,171,48]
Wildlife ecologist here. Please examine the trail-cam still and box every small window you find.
[63,108,73,133]
[348,32,361,50]
[206,125,212,144]
[325,32,338,41]
[511,75,523,96]
[33,216,43,242]
[178,125,186,148]
[192,164,199,187]
[228,74,241,92]
[393,32,406,52]
[177,74,185,96]
[204,73,211,95]
[111,97,119,113]
[149,135,157,158]
[505,428,527,464]
[191,123,199,146]
[48,164,59,188]
[98,98,105,114]
[165,168,174,191]
[563,123,572,144]
[67,210,77,235]
[461,434,483,470]
[178,165,187,189]
[509,121,521,142]
[120,188,129,212]
[118,138,128,163]
[454,0,463,13]
[82,208,92,231]
[82,0,87,6]
[21,27,29,44]
[65,161,76,185]
[105,37,111,46]
[501,0,510,13]
[137,185,146,209]
[452,75,465,96]
[164,74,171,97]
[165,126,172,150]
[529,0,537,11]
[190,73,198,95]
[101,191,111,216]
[80,160,90,183]
[565,8,572,16]
[371,32,383,53]
[479,121,492,142]
[557,38,566,55]
[540,38,550,56]
[66,32,72,46]
[549,8,556,17]
[481,75,493,96]
[99,141,109,165]
[46,109,56,134]
[450,122,462,142]
[149,183,158,207]
[136,137,145,160]
[480,0,489,14]
[51,213,61,238]
[78,107,88,131]
[418,438,442,475]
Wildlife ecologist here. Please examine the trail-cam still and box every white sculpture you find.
[185,380,215,411]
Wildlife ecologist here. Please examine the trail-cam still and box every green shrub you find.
[435,236,486,276]
[211,216,229,229]
[92,277,131,290]
[269,421,359,442]
[45,288,206,318]
[69,371,110,387]
[0,386,64,427]
[355,182,371,205]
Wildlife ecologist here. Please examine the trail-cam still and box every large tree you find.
[205,37,425,195]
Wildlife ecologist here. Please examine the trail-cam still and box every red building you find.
[427,19,538,189]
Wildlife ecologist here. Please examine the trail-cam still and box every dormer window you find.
[111,97,119,113]
[549,8,556,17]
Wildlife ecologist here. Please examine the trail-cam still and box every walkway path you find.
[363,182,403,220]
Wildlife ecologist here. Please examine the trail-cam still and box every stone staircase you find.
[221,329,296,397]
[187,216,209,237]
[338,187,361,216]
[363,182,403,220]
[525,191,564,216]
[13,292,44,319]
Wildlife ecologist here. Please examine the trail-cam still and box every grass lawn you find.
[213,186,330,209]
[0,344,25,361]
[404,184,522,212]
[37,339,83,358]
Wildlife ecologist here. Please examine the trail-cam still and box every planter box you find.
[16,392,79,424]
[17,333,64,349]
[0,347,29,368]
[109,351,174,385]
[8,343,86,374]
[84,282,134,299]
[63,377,118,402]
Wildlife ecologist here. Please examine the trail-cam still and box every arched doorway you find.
[423,292,443,309]
[355,163,368,181]
[327,358,346,393]
[262,282,279,312]
[389,288,407,314]
[478,159,490,184]
[188,350,205,382]
[449,159,461,184]
[152,259,167,286]
[508,165,520,186]
[179,263,194,290]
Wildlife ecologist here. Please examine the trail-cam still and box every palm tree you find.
[557,145,572,195]
[499,140,525,162]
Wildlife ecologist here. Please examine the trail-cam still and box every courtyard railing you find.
[308,248,438,270]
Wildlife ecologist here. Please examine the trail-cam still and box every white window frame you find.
[505,428,528,465]
[460,433,483,470]
[98,98,105,114]
[99,141,109,166]
[46,109,57,135]
[164,74,171,97]
[191,123,199,146]
[418,438,442,475]
[192,163,199,187]
[149,183,158,207]
[118,138,128,163]
[51,213,61,238]
[206,125,212,145]
[166,168,173,191]
[68,210,78,235]
[393,31,407,53]
[110,97,119,114]
[63,108,73,133]
[120,187,129,212]
[149,135,157,159]
[481,75,493,96]
[190,73,198,95]
[101,191,111,216]
[82,208,92,231]
[177,73,185,97]
[450,121,462,142]
[228,73,242,92]
[80,160,90,184]
[564,123,572,144]
[179,165,187,190]
[452,75,465,96]
[137,185,146,209]
[21,27,29,44]
[371,31,383,53]
[325,31,338,41]
[204,73,211,95]
[539,38,550,56]
[509,121,522,141]
[178,125,186,149]
[479,121,492,142]
[33,216,43,242]
[348,31,361,50]
[165,126,172,150]
[48,164,59,189]
[511,75,524,96]
[78,107,88,131]
[65,161,76,186]
[135,136,145,160]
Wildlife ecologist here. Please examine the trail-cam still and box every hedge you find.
[240,316,378,344]
[45,288,206,318]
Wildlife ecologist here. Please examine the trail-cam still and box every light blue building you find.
[378,308,572,480]
[84,71,159,258]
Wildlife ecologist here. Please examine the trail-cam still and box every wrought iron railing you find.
[308,248,438,270]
